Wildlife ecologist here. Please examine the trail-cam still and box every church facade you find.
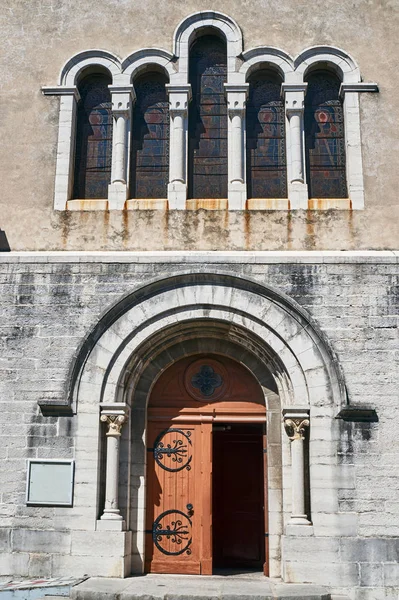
[0,4,398,599]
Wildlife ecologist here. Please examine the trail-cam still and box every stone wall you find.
[0,0,397,250]
[0,252,398,599]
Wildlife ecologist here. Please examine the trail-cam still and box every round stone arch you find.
[59,49,122,86]
[70,273,347,577]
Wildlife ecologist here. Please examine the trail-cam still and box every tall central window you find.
[188,35,227,199]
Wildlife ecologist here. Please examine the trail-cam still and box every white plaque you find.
[26,459,75,506]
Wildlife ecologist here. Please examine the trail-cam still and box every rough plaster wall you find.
[0,0,398,250]
[0,257,398,597]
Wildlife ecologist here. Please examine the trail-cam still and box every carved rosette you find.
[100,414,128,436]
[284,417,309,441]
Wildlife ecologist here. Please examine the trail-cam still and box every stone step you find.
[69,576,344,600]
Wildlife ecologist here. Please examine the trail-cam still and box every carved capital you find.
[281,84,308,117]
[99,402,129,436]
[225,83,249,114]
[109,85,136,115]
[282,407,310,441]
[166,84,192,114]
[100,414,128,436]
[284,417,309,441]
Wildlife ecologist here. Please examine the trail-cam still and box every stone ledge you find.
[0,251,398,264]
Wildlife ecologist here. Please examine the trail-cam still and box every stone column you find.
[166,84,192,209]
[282,84,308,209]
[99,403,129,527]
[225,84,249,210]
[283,408,311,525]
[108,85,135,209]
[41,86,80,210]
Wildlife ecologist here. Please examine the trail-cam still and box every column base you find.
[228,182,246,210]
[288,182,308,209]
[168,182,187,209]
[108,182,128,209]
[289,514,312,525]
[97,519,126,531]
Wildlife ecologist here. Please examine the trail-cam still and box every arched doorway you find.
[145,353,268,575]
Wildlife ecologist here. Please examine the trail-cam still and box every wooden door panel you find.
[145,423,202,574]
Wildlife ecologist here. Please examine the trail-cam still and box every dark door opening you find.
[212,423,266,572]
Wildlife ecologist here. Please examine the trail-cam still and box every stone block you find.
[0,528,10,552]
[11,529,71,554]
[284,561,359,587]
[384,563,399,587]
[0,552,29,576]
[359,562,383,587]
[70,530,132,557]
[28,552,52,577]
[340,538,387,563]
[282,536,340,563]
[312,513,358,537]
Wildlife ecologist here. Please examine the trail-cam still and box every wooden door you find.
[212,425,266,570]
[145,422,211,574]
[145,354,268,575]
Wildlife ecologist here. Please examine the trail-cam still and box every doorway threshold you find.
[70,574,340,600]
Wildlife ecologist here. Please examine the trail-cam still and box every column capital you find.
[100,403,129,436]
[224,83,249,112]
[108,85,135,114]
[283,407,310,441]
[166,84,192,113]
[281,83,308,115]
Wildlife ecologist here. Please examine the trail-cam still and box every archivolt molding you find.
[238,47,295,83]
[120,48,176,85]
[69,274,347,416]
[59,49,123,86]
[294,45,361,83]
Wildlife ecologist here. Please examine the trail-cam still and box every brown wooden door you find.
[212,424,266,570]
[145,422,208,574]
[145,354,268,575]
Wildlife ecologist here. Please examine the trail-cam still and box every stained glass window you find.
[188,35,227,199]
[304,71,348,198]
[246,70,287,198]
[73,73,112,199]
[130,72,169,199]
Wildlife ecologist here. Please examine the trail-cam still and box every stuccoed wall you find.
[0,252,398,599]
[0,1,398,250]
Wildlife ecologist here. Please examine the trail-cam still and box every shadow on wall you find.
[0,229,10,251]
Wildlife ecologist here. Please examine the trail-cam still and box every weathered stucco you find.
[0,0,398,250]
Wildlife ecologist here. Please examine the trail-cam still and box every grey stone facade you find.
[0,252,398,599]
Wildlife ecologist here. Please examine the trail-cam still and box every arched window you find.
[73,72,112,199]
[130,72,169,199]
[304,71,347,198]
[188,35,227,199]
[246,70,286,198]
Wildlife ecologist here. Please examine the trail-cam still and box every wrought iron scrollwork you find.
[152,509,192,556]
[151,428,192,472]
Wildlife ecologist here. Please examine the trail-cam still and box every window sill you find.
[307,198,352,210]
[67,199,108,211]
[64,197,353,211]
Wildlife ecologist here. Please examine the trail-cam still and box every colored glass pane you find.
[73,73,112,199]
[246,70,287,198]
[305,71,347,198]
[188,35,227,199]
[130,73,169,199]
